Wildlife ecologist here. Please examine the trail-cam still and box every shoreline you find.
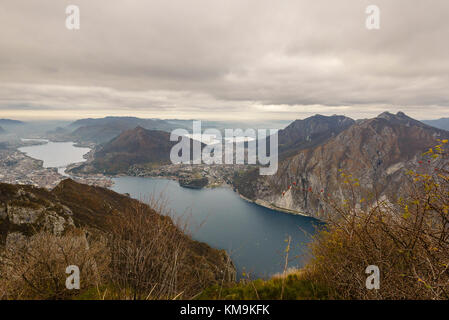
[15,140,112,189]
[236,192,312,218]
[113,174,315,219]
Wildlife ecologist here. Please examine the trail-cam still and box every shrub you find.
[104,196,234,300]
[304,140,449,299]
[0,229,109,300]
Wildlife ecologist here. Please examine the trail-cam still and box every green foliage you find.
[197,273,328,300]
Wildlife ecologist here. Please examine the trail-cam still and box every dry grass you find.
[0,191,234,300]
[106,198,190,299]
[88,194,234,300]
[0,229,109,300]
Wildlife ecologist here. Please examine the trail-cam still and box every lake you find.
[111,177,322,279]
[19,139,91,176]
[18,140,322,279]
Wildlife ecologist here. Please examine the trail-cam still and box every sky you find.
[0,0,448,121]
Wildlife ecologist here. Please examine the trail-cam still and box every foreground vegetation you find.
[1,141,447,300]
[0,182,234,300]
[202,140,449,300]
[197,271,329,300]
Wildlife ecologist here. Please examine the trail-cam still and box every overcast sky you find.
[0,0,448,121]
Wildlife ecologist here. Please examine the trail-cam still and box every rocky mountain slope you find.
[0,179,235,283]
[0,182,74,245]
[277,114,355,158]
[234,112,449,219]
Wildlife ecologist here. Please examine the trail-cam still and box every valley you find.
[3,112,448,219]
[0,133,320,278]
[0,112,448,293]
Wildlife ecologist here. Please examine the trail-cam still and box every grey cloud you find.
[0,0,448,120]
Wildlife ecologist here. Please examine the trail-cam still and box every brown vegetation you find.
[0,229,109,300]
[105,198,234,299]
[304,140,449,299]
[0,180,235,300]
[201,140,449,300]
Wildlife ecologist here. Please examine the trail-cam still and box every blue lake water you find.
[17,140,322,279]
[111,176,322,279]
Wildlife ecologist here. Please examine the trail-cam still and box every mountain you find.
[67,117,187,144]
[70,124,131,144]
[0,179,235,296]
[0,119,24,126]
[234,111,449,219]
[277,114,355,158]
[70,126,204,175]
[422,117,449,131]
[68,116,170,129]
[46,126,68,135]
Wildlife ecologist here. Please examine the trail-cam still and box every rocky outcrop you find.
[179,176,209,189]
[0,184,74,244]
[234,112,449,219]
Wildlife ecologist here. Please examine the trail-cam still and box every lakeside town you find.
[126,162,252,189]
[0,138,246,191]
[0,147,113,189]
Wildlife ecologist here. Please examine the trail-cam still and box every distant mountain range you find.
[234,111,449,219]
[422,117,449,131]
[66,112,449,212]
[27,115,445,148]
[50,117,292,145]
[0,119,24,126]
[63,116,189,144]
[68,116,171,129]
[46,126,68,135]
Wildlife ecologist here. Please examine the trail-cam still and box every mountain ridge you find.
[277,114,355,158]
[422,117,449,131]
[234,111,449,219]
[0,119,24,126]
[65,117,189,144]
[69,126,204,175]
